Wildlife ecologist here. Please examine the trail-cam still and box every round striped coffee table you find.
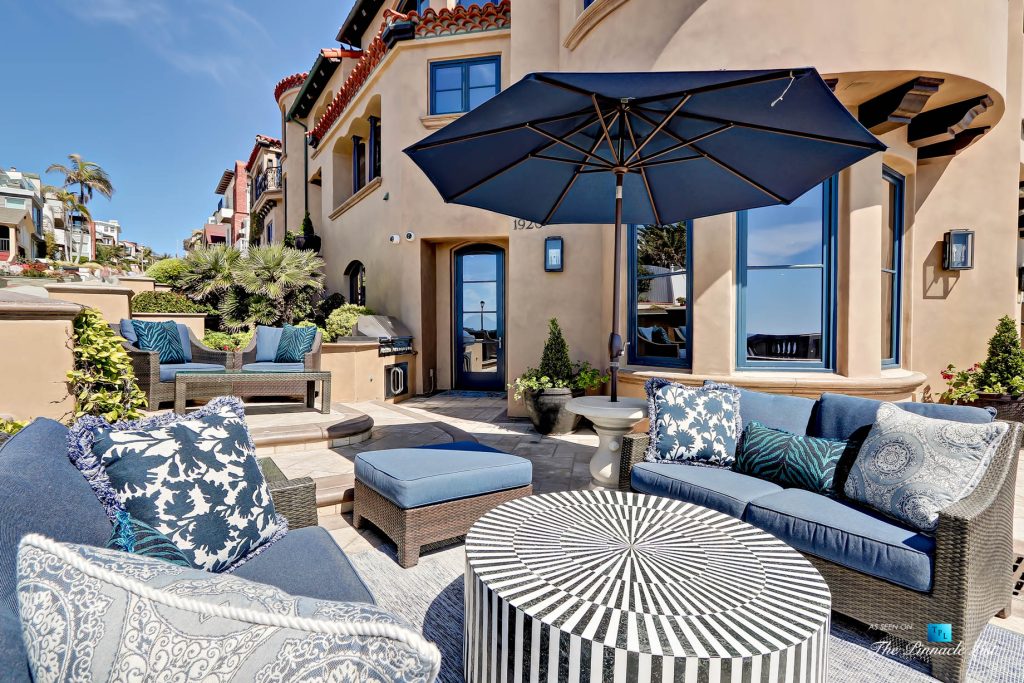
[464,490,831,682]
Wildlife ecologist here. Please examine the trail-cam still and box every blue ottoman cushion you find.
[416,441,503,453]
[231,526,375,604]
[630,462,783,518]
[241,362,306,373]
[355,448,532,509]
[158,362,226,382]
[744,488,935,592]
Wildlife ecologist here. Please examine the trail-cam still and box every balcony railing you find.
[254,166,282,203]
[0,237,9,252]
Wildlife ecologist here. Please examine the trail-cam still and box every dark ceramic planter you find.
[966,393,1024,422]
[523,387,583,435]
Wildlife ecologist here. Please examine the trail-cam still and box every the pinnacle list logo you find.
[927,624,953,643]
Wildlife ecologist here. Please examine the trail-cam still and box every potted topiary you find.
[510,318,608,435]
[942,315,1024,421]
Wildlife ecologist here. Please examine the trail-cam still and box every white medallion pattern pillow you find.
[16,534,441,683]
[67,396,287,573]
[844,402,1008,532]
[644,378,741,467]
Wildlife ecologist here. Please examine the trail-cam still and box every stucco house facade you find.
[271,0,1024,413]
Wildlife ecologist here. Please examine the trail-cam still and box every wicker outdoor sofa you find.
[619,389,1022,683]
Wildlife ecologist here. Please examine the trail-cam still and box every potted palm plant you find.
[510,318,608,434]
[942,315,1024,421]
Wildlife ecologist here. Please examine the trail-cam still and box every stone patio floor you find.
[263,392,1024,635]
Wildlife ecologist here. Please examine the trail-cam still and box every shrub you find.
[942,315,1024,400]
[510,317,607,401]
[67,308,147,421]
[132,291,212,314]
[315,292,347,325]
[538,318,572,383]
[324,304,373,341]
[145,257,189,288]
[203,330,253,352]
[0,418,26,436]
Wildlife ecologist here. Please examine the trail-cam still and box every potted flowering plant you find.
[510,318,608,435]
[942,315,1024,420]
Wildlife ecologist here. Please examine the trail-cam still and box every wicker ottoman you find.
[353,442,533,567]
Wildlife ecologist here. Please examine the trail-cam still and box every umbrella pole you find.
[609,171,624,402]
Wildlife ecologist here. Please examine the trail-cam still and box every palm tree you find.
[42,185,92,261]
[228,245,325,328]
[180,245,241,304]
[46,154,114,206]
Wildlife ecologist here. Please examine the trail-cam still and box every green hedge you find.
[132,291,212,314]
[145,258,189,288]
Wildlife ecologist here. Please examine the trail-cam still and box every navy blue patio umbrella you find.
[404,69,884,400]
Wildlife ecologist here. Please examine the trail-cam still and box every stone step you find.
[262,448,356,512]
[250,407,373,456]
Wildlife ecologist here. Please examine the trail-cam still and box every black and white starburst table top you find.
[464,490,831,682]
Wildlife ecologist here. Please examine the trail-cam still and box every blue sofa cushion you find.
[630,462,783,518]
[744,489,935,591]
[275,324,317,363]
[131,319,187,364]
[158,362,225,382]
[0,418,112,614]
[644,378,741,467]
[813,391,994,442]
[355,448,532,509]
[231,526,375,604]
[0,604,29,683]
[704,381,815,435]
[735,421,847,495]
[256,325,284,362]
[121,319,192,362]
[241,362,306,373]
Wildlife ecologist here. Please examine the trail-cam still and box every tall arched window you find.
[737,178,837,369]
[628,222,691,367]
[882,167,905,366]
[345,260,366,306]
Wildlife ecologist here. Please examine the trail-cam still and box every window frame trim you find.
[429,55,501,116]
[736,176,838,371]
[882,165,904,368]
[627,221,693,369]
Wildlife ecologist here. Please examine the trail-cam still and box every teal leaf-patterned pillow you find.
[131,319,187,364]
[67,396,287,573]
[734,421,847,494]
[644,378,741,467]
[274,324,316,363]
[106,510,190,567]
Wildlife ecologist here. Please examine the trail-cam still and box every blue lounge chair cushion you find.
[704,381,815,435]
[744,488,935,592]
[355,448,532,509]
[231,526,375,604]
[255,325,285,362]
[813,391,993,441]
[121,319,192,362]
[630,461,783,518]
[241,362,306,373]
[158,362,225,382]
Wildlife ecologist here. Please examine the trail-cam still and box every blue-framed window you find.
[583,0,597,8]
[430,56,500,115]
[628,222,692,368]
[882,167,904,367]
[352,135,366,193]
[368,116,381,181]
[737,178,837,370]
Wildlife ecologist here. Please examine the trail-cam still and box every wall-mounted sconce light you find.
[943,229,974,270]
[544,236,563,272]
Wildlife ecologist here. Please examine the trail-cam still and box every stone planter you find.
[966,393,1024,422]
[523,387,582,435]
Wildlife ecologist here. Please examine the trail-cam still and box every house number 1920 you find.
[512,218,545,230]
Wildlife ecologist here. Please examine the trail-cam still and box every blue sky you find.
[0,0,354,256]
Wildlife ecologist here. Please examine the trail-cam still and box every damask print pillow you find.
[67,396,287,573]
[644,378,741,467]
[844,402,1008,532]
[16,535,441,683]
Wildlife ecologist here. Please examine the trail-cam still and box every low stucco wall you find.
[154,283,174,292]
[42,283,132,323]
[0,292,81,421]
[117,276,156,295]
[131,312,207,339]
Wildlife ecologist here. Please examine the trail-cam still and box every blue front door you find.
[454,244,505,390]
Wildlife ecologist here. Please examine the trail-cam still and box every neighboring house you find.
[93,218,120,247]
[184,223,230,252]
[246,135,283,246]
[268,0,1021,409]
[211,161,250,250]
[0,167,44,261]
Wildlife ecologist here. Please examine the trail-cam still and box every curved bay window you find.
[737,178,837,369]
[345,260,366,306]
[628,222,691,367]
[882,167,904,367]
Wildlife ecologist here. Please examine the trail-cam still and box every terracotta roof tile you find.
[246,135,283,171]
[274,72,308,101]
[308,0,510,146]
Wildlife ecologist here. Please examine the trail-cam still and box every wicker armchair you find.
[110,324,234,409]
[236,328,323,398]
[620,425,1022,683]
[259,457,318,530]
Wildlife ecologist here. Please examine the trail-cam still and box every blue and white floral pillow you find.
[644,378,741,467]
[17,535,441,683]
[68,396,287,573]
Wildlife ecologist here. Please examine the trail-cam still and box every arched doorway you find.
[454,244,505,390]
[345,260,366,306]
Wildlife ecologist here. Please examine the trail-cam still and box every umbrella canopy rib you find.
[412,106,597,152]
[624,95,691,165]
[542,121,610,225]
[679,110,884,149]
[632,122,732,167]
[591,94,620,164]
[690,142,787,203]
[526,123,615,168]
[624,113,663,226]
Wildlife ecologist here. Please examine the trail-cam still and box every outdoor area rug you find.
[351,544,1024,683]
[432,390,509,399]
